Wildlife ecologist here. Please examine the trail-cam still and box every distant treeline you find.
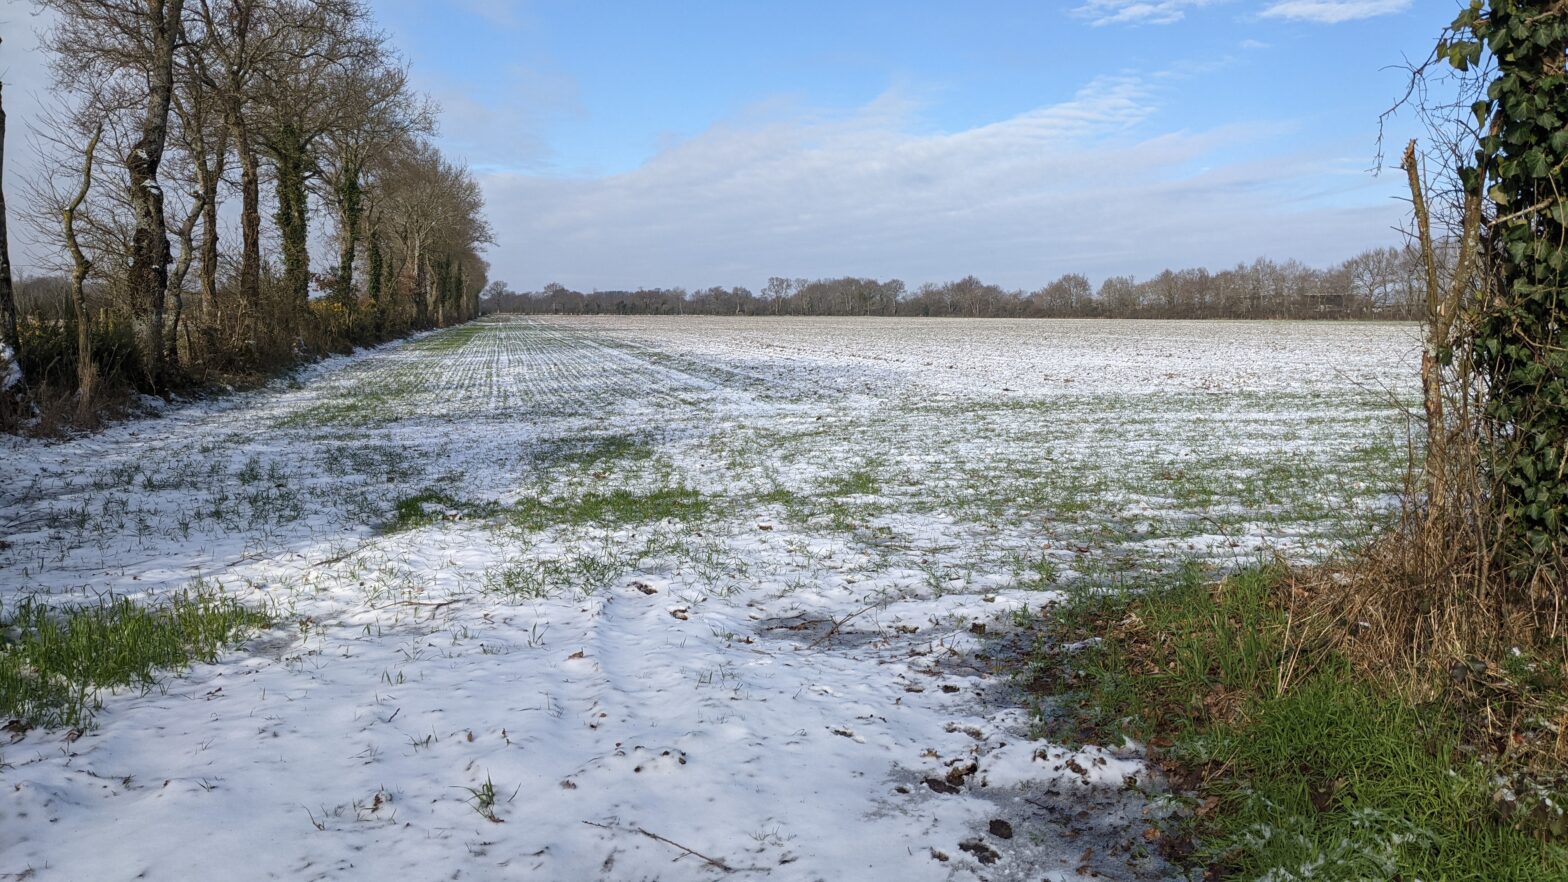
[482,247,1424,320]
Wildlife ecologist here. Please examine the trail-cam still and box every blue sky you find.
[2,1,1450,292]
[365,0,1444,291]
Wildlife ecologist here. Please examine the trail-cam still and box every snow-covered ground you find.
[0,316,1419,880]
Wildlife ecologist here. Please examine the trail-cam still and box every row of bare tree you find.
[0,0,492,418]
[481,246,1426,320]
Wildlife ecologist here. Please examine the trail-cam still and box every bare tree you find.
[129,0,185,386]
[190,0,292,336]
[171,15,231,343]
[0,37,19,386]
[316,60,432,307]
[1402,138,1483,511]
[63,123,104,418]
[5,0,490,424]
[374,135,490,328]
[162,176,206,363]
[252,0,381,314]
[39,0,188,387]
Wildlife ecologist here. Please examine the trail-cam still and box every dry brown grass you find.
[0,377,147,438]
[1293,146,1568,776]
[1287,380,1568,772]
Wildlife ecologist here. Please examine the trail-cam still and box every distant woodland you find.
[483,246,1425,320]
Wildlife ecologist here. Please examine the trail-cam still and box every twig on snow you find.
[364,597,471,621]
[581,820,768,873]
[312,541,377,568]
[806,602,880,649]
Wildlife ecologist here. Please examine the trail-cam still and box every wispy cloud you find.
[404,61,583,175]
[475,75,1400,291]
[1260,0,1410,24]
[451,0,528,28]
[1072,0,1221,27]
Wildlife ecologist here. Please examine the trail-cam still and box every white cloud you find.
[417,63,582,174]
[1071,0,1221,27]
[475,76,1402,292]
[1260,0,1410,24]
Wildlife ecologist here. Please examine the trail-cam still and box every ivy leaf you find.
[1526,148,1550,178]
[1448,43,1471,71]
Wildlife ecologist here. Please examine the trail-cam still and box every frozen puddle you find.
[0,316,1417,879]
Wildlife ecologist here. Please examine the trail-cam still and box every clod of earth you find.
[924,777,961,795]
[958,838,1001,864]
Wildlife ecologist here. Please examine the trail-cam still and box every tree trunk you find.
[274,122,311,315]
[431,257,444,326]
[65,125,102,421]
[1403,138,1481,528]
[0,71,20,386]
[194,133,224,332]
[167,198,203,365]
[365,224,384,331]
[1404,141,1448,506]
[335,174,362,306]
[229,103,262,339]
[366,227,384,307]
[125,0,185,390]
[412,236,428,327]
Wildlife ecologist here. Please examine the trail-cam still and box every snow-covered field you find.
[0,316,1419,880]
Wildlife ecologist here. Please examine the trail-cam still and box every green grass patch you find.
[275,381,421,428]
[0,588,271,729]
[755,485,803,508]
[481,546,629,598]
[406,323,485,352]
[388,489,500,532]
[1008,549,1061,590]
[822,467,881,498]
[1016,565,1568,880]
[509,486,711,530]
[533,433,655,471]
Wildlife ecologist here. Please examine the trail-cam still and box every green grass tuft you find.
[388,489,499,532]
[0,588,271,729]
[509,486,710,530]
[481,546,628,598]
[1017,565,1568,881]
[823,468,880,498]
[537,433,655,471]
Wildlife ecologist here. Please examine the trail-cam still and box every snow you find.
[0,316,1419,880]
[0,341,19,391]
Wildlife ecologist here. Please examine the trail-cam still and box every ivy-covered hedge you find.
[1448,1,1568,571]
